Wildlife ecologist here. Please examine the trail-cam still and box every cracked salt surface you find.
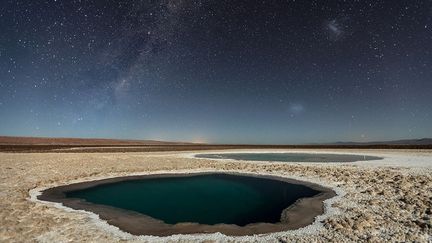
[22,149,431,242]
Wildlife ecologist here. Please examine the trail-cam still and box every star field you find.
[0,0,431,143]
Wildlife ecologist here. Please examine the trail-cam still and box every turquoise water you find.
[196,153,382,162]
[66,174,319,226]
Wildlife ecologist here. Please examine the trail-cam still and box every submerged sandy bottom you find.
[0,149,431,242]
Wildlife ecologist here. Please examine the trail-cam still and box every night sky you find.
[1,0,431,144]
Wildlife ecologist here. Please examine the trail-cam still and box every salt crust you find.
[29,149,432,242]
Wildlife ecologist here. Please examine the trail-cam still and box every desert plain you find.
[1,148,431,242]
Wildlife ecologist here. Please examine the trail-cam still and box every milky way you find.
[0,0,431,143]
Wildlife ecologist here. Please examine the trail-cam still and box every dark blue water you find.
[196,153,382,162]
[66,174,319,226]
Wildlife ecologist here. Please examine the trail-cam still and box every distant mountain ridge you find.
[1,136,431,146]
[331,138,432,145]
[0,136,193,145]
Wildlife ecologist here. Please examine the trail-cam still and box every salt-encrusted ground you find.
[0,149,431,242]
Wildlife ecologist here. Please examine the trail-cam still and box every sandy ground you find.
[1,149,431,242]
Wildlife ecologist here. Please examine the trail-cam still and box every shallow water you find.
[66,174,319,226]
[195,153,382,162]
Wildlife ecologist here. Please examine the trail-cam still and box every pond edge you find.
[29,169,345,242]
